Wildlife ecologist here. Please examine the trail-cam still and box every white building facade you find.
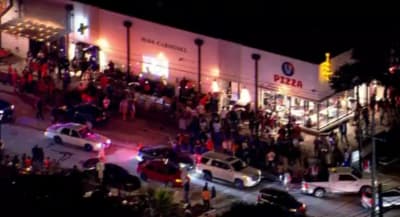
[1,0,363,131]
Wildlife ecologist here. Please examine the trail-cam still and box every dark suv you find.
[51,104,108,126]
[136,145,195,170]
[257,188,306,216]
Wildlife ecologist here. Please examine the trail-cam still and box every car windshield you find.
[231,160,247,171]
[79,127,93,137]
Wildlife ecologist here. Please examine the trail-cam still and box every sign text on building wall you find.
[141,37,187,53]
[273,74,303,88]
[273,61,303,88]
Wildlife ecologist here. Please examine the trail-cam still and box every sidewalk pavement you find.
[0,83,179,150]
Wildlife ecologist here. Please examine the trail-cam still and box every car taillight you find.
[194,154,201,164]
[302,181,308,190]
[299,204,307,213]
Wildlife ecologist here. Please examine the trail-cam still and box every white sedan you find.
[44,123,111,152]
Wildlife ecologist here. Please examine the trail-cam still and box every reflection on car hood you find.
[241,166,260,176]
[84,133,109,143]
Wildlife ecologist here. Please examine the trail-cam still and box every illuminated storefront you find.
[0,0,364,132]
[256,52,355,131]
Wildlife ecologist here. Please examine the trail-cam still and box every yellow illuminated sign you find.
[319,53,332,82]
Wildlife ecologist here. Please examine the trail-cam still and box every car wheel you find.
[203,171,212,182]
[54,136,62,144]
[140,173,147,181]
[84,144,93,152]
[234,179,244,189]
[313,188,326,198]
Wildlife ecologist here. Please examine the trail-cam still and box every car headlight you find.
[10,105,14,110]
[136,155,143,162]
[96,143,103,149]
[242,175,251,182]
[179,163,186,168]
[0,110,3,114]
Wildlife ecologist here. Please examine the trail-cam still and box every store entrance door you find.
[73,42,99,72]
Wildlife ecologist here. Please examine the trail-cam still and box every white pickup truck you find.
[301,167,371,198]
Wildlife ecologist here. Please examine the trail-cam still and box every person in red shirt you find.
[43,157,51,170]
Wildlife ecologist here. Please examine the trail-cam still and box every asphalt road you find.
[1,86,400,217]
[4,124,400,217]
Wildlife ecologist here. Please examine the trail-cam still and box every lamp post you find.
[123,20,132,81]
[194,38,204,93]
[252,53,261,142]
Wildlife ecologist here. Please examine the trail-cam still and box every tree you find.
[330,39,398,101]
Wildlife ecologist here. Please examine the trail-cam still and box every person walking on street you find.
[36,97,44,120]
[339,122,349,145]
[283,170,292,191]
[119,98,128,121]
[201,182,211,210]
[183,176,191,204]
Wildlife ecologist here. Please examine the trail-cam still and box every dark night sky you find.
[76,0,400,63]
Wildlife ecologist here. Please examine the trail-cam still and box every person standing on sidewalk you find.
[201,182,211,210]
[36,97,44,120]
[339,121,349,145]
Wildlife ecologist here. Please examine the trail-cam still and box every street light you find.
[194,38,204,93]
[123,20,132,81]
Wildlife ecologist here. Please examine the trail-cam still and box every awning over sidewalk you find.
[0,18,66,42]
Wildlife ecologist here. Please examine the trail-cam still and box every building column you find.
[251,53,261,113]
[194,38,204,93]
[123,20,132,80]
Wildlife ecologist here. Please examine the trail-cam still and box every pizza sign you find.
[0,0,12,17]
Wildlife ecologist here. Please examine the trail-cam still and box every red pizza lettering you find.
[274,74,280,81]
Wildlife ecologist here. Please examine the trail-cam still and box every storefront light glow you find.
[96,38,109,50]
[238,88,251,105]
[211,80,220,93]
[142,54,169,78]
[68,43,76,60]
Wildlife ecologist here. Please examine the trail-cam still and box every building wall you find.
[1,0,354,101]
[238,46,321,102]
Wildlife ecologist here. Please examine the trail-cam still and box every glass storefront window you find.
[260,89,354,131]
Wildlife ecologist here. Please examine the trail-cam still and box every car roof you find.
[59,122,87,130]
[260,188,291,196]
[202,151,238,162]
[141,144,171,151]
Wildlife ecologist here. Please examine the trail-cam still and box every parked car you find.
[0,99,14,122]
[301,167,371,198]
[44,122,111,151]
[361,187,400,209]
[137,159,184,187]
[83,162,141,191]
[195,151,261,189]
[257,188,307,216]
[136,145,195,170]
[51,104,108,126]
